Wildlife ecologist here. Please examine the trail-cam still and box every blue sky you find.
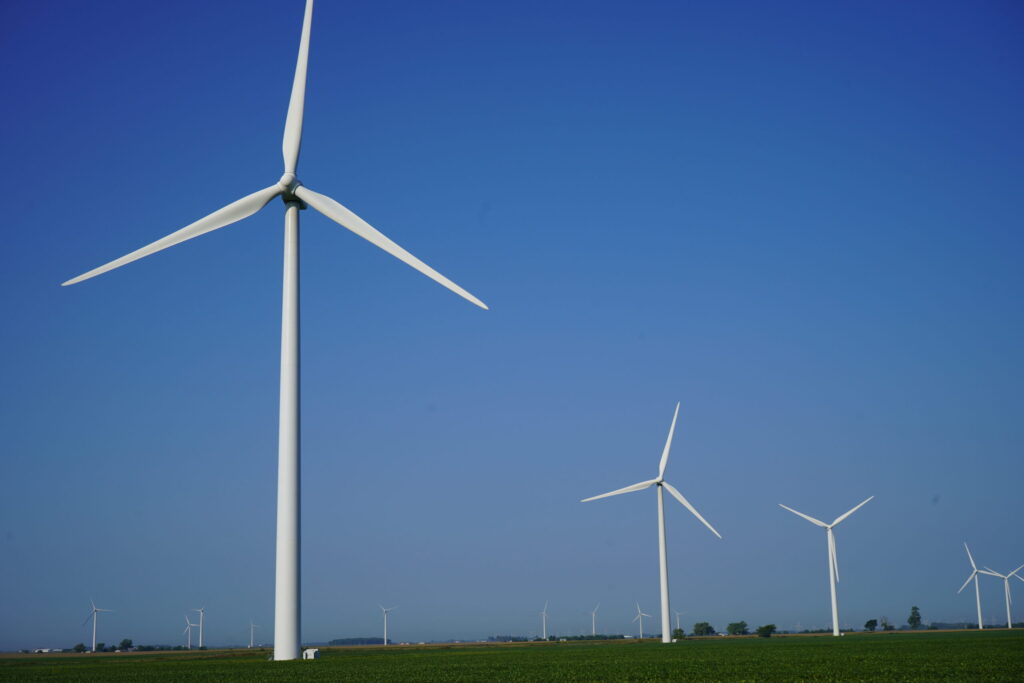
[1,0,1022,649]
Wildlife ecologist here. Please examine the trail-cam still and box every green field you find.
[2,631,1022,681]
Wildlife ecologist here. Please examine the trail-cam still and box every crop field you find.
[1,631,1022,682]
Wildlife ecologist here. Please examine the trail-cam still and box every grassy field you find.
[1,631,1022,681]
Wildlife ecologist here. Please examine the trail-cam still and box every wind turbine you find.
[778,496,873,637]
[379,605,396,645]
[62,0,486,661]
[590,603,600,637]
[249,621,259,649]
[581,403,721,644]
[191,607,205,649]
[958,543,987,630]
[674,610,684,634]
[633,602,652,640]
[980,564,1024,629]
[540,601,549,641]
[183,615,198,650]
[82,600,112,653]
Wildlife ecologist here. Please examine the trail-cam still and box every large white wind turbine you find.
[633,602,652,640]
[191,607,205,649]
[62,0,486,661]
[778,496,873,637]
[379,605,396,646]
[540,601,549,641]
[82,600,112,653]
[590,603,599,637]
[581,403,721,644]
[958,543,987,630]
[980,563,1024,629]
[183,615,198,650]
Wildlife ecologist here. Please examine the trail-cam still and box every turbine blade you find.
[831,496,874,526]
[657,403,681,480]
[82,614,92,626]
[829,529,839,583]
[1009,564,1024,579]
[957,571,976,594]
[294,185,488,310]
[964,543,977,570]
[282,0,314,174]
[580,479,657,503]
[62,185,282,286]
[663,481,722,538]
[632,613,640,622]
[778,504,828,528]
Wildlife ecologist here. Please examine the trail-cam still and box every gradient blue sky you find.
[1,0,1022,650]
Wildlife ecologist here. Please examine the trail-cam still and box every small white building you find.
[302,648,320,660]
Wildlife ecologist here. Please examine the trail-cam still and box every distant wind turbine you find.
[82,600,112,653]
[183,615,198,650]
[778,496,873,637]
[590,603,600,637]
[581,403,721,643]
[380,605,396,645]
[61,0,486,661]
[958,543,987,630]
[633,603,652,640]
[249,621,259,649]
[539,601,549,640]
[674,610,684,633]
[191,607,205,649]
[980,564,1024,629]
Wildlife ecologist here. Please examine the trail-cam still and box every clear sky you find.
[1,0,1022,650]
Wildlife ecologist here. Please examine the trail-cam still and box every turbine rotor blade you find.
[580,479,657,503]
[831,496,874,526]
[828,528,839,583]
[82,614,93,626]
[964,543,977,570]
[662,481,722,538]
[958,571,977,594]
[657,402,681,480]
[778,504,827,528]
[1009,563,1024,579]
[294,185,488,310]
[282,0,314,174]
[62,185,282,286]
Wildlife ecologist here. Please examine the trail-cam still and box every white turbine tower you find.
[778,496,873,637]
[82,600,112,653]
[633,602,652,640]
[379,605,396,646]
[590,603,600,637]
[980,564,1024,629]
[581,403,721,644]
[183,615,198,650]
[958,543,987,630]
[191,607,205,649]
[540,601,549,641]
[62,0,486,661]
[249,621,259,649]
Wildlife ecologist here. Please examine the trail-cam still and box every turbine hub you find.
[279,174,306,208]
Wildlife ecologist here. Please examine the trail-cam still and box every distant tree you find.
[864,619,878,632]
[692,622,716,636]
[880,617,894,631]
[72,643,86,653]
[119,639,133,651]
[756,625,776,638]
[726,621,749,636]
[908,606,922,629]
[95,643,105,652]
[671,628,685,640]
